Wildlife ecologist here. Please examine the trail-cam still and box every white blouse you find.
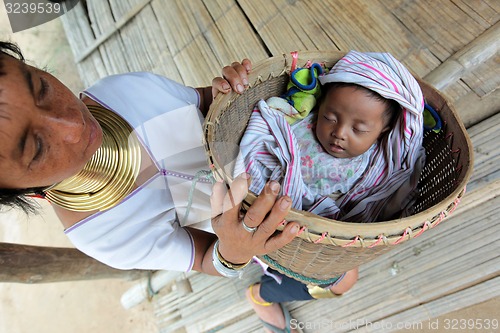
[64,72,212,271]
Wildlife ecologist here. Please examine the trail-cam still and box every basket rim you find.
[204,50,474,248]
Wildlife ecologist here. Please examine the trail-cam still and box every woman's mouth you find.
[86,116,101,152]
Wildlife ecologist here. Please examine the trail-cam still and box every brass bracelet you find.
[215,240,251,270]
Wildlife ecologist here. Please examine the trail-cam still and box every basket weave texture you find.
[204,51,474,284]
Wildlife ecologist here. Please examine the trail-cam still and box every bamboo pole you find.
[0,243,148,283]
[120,270,184,309]
[424,22,500,90]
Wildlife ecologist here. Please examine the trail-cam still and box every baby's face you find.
[316,86,389,158]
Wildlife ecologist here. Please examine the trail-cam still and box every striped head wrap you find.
[318,50,426,221]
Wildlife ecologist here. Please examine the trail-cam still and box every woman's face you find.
[0,55,103,189]
[316,85,389,158]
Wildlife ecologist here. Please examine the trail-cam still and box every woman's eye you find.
[38,77,48,102]
[33,137,43,161]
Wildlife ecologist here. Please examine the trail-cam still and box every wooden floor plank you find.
[463,56,500,97]
[427,0,483,41]
[119,6,168,74]
[149,1,226,87]
[100,35,131,74]
[150,0,269,86]
[483,0,500,17]
[451,0,497,28]
[237,0,320,55]
[85,0,113,36]
[60,3,108,87]
[200,0,269,63]
[356,276,500,333]
[381,0,498,64]
[239,0,443,78]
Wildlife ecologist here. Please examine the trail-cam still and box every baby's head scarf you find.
[318,50,426,221]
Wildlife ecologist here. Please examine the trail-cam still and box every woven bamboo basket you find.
[203,51,474,285]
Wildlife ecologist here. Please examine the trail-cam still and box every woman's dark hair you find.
[0,41,25,70]
[0,41,45,213]
[320,82,401,132]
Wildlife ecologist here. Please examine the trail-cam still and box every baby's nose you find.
[332,125,346,139]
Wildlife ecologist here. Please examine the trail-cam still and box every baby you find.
[291,81,401,201]
[237,50,426,222]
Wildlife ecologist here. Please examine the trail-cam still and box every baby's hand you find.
[212,59,251,99]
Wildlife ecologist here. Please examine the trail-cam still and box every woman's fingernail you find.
[290,225,299,234]
[237,84,244,93]
[222,83,230,91]
[280,197,291,210]
[243,78,249,86]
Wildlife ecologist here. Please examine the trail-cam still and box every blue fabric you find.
[259,269,315,302]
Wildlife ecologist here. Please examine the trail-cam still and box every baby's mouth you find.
[329,143,345,153]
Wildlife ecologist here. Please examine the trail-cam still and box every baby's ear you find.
[378,125,391,140]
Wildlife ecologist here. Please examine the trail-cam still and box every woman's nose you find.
[44,109,85,144]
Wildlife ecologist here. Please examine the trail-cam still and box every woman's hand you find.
[211,173,300,265]
[211,59,252,99]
